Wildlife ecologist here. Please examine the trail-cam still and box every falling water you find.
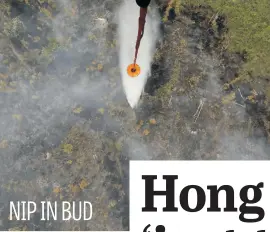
[117,0,159,108]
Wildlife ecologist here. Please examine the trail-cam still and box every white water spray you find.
[117,0,160,108]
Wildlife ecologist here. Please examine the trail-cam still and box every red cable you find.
[133,0,171,66]
[133,7,147,66]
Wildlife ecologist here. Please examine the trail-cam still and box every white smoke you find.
[117,0,160,108]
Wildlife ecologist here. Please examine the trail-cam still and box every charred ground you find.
[0,0,269,230]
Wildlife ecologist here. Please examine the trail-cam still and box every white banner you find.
[130,161,270,232]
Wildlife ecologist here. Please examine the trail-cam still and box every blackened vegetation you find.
[167,7,176,21]
[236,85,269,141]
[145,58,170,95]
[146,5,231,95]
[144,3,269,154]
[1,0,270,230]
[10,0,34,18]
[183,5,270,144]
[144,9,169,95]
[181,5,228,52]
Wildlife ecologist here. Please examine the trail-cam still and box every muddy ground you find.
[0,0,269,231]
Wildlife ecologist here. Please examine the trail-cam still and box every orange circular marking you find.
[127,63,141,77]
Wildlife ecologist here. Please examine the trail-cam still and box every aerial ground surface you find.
[0,0,269,230]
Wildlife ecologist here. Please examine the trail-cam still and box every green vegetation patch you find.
[181,0,270,79]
